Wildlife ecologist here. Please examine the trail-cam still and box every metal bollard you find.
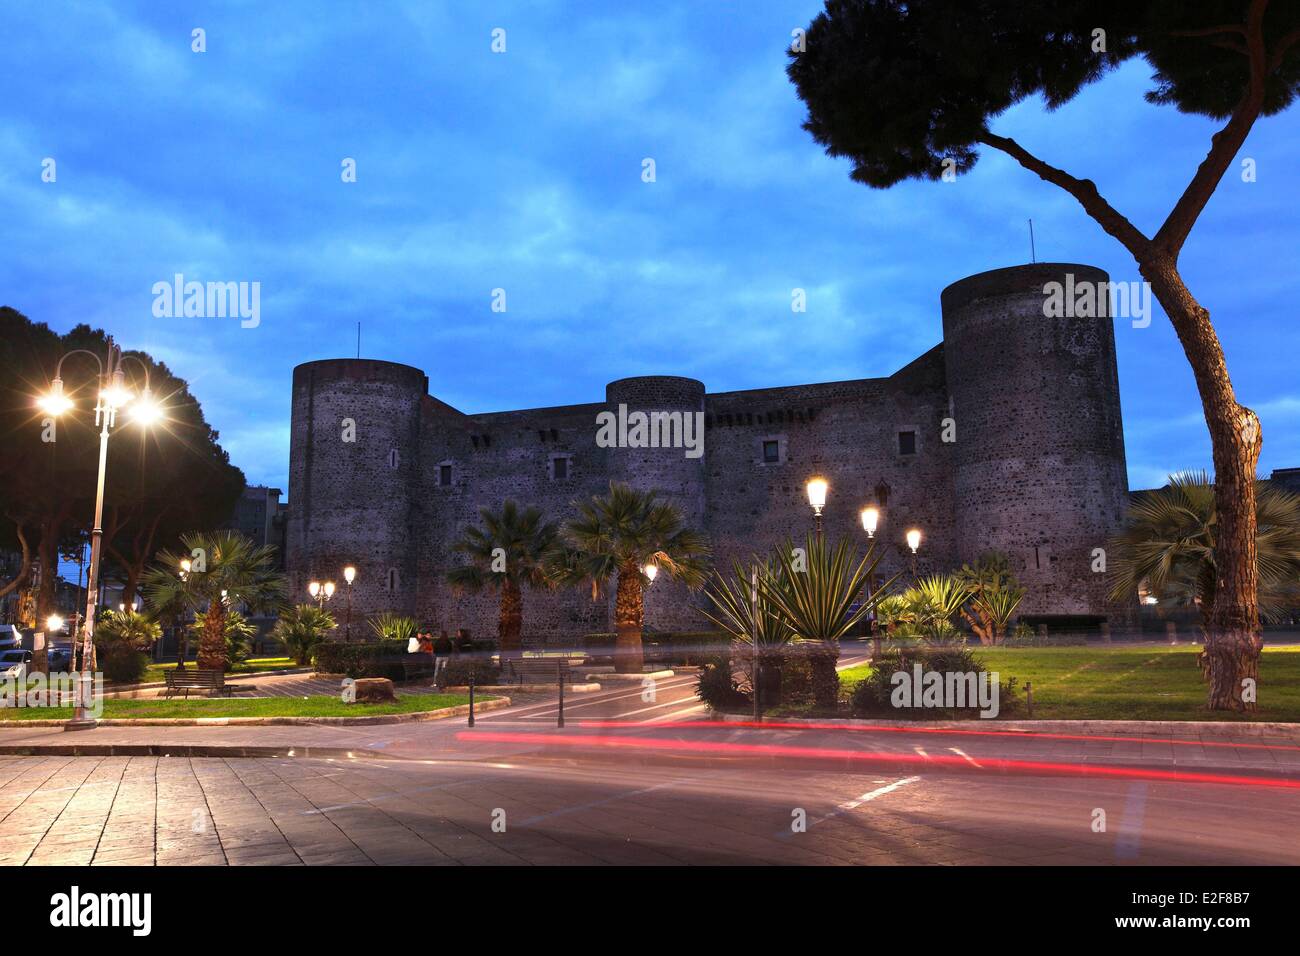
[1025,680,1034,718]
[468,675,475,727]
[557,660,565,729]
[1166,621,1178,645]
[1100,622,1111,644]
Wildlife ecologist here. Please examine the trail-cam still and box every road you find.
[2,658,1298,866]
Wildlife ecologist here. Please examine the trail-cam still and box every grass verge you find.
[0,692,477,721]
[836,645,1300,722]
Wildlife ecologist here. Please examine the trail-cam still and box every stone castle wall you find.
[285,263,1131,642]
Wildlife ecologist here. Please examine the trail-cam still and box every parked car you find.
[48,643,73,670]
[0,649,32,679]
[0,624,24,651]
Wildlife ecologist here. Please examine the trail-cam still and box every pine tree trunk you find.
[196,601,228,671]
[614,561,644,674]
[1143,259,1262,711]
[498,578,523,658]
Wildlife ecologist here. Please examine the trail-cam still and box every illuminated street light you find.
[343,566,357,641]
[46,614,64,633]
[643,563,658,583]
[860,506,879,538]
[35,337,157,731]
[806,477,828,540]
[906,528,922,553]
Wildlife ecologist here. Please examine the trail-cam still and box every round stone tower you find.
[604,376,708,632]
[286,359,427,624]
[941,264,1129,621]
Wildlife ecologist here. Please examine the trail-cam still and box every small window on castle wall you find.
[388,448,399,469]
[552,457,569,480]
[386,568,399,592]
[762,440,780,464]
[439,464,452,487]
[898,431,917,456]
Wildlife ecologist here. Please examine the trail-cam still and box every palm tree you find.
[96,608,161,650]
[552,483,710,673]
[1110,471,1300,624]
[761,534,894,708]
[141,530,285,671]
[447,501,557,658]
[274,604,336,665]
[956,553,1026,645]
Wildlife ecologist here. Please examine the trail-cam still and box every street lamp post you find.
[906,527,923,579]
[806,477,828,541]
[309,579,335,610]
[860,506,881,659]
[343,566,356,641]
[37,338,161,731]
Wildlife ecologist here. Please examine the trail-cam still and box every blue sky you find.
[3,0,1297,495]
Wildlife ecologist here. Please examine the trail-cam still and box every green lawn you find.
[837,645,1300,722]
[135,656,302,685]
[0,692,477,721]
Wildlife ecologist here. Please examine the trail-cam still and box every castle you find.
[285,263,1131,641]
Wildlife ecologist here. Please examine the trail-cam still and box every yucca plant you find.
[368,612,417,644]
[761,534,896,708]
[273,603,337,665]
[447,501,557,657]
[550,482,710,673]
[700,556,794,698]
[902,575,972,644]
[957,553,1026,645]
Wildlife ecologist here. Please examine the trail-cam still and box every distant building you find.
[1269,467,1300,496]
[223,485,288,568]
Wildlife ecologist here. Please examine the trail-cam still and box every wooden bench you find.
[401,653,437,681]
[502,657,569,685]
[163,668,231,698]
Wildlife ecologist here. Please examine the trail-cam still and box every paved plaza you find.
[3,667,1299,866]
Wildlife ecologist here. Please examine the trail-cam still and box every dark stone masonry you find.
[285,263,1131,642]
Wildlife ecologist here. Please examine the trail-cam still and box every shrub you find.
[101,644,148,684]
[440,657,502,687]
[695,655,749,712]
[273,604,336,664]
[851,645,1019,718]
[312,642,408,678]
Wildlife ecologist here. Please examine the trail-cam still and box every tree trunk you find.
[613,561,644,674]
[1143,258,1262,711]
[809,640,840,711]
[498,578,523,658]
[196,600,227,671]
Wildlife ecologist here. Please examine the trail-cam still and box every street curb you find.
[0,696,510,728]
[0,743,392,759]
[443,684,602,693]
[582,670,675,682]
[708,711,1300,737]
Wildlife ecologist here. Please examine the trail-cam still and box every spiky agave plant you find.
[699,556,794,697]
[761,534,896,708]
